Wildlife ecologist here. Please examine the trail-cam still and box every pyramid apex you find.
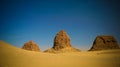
[59,30,66,32]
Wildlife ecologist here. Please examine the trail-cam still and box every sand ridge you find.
[0,41,120,67]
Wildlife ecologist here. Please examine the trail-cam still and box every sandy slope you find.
[0,40,120,67]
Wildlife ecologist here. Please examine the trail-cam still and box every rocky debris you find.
[44,30,80,53]
[89,36,120,51]
[22,40,40,51]
[44,47,80,53]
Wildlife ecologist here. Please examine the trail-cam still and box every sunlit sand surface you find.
[0,41,120,67]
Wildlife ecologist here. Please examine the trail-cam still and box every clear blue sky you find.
[0,0,120,51]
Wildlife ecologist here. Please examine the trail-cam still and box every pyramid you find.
[44,30,80,53]
[22,40,40,51]
[89,36,120,51]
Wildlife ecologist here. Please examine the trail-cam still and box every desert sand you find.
[0,40,120,67]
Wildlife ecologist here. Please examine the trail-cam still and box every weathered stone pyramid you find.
[22,40,40,51]
[89,36,120,51]
[44,30,80,53]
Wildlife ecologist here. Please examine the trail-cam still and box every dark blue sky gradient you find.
[0,0,120,50]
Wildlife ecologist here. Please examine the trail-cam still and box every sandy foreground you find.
[0,41,120,67]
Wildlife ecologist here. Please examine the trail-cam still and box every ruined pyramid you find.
[22,40,40,51]
[44,30,80,53]
[89,36,120,51]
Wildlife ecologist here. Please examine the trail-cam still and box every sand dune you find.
[0,40,120,67]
